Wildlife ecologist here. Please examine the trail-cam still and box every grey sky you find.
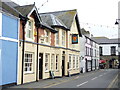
[11,0,119,38]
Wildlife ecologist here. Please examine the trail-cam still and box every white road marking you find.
[77,81,88,87]
[99,75,103,77]
[91,77,98,80]
[104,73,106,75]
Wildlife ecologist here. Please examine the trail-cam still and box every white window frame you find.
[69,54,72,69]
[45,30,50,43]
[62,30,65,46]
[45,53,49,72]
[56,29,59,45]
[51,54,54,71]
[24,52,33,73]
[26,20,34,40]
[76,55,79,69]
[73,55,75,69]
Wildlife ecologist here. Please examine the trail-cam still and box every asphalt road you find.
[44,69,119,88]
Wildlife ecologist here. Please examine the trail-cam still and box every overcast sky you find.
[11,0,119,39]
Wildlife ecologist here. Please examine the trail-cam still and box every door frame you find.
[39,53,43,79]
[62,56,65,76]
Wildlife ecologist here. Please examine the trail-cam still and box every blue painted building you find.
[0,12,19,86]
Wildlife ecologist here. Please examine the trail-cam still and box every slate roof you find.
[0,0,21,17]
[92,37,119,44]
[40,14,68,30]
[40,9,82,37]
[15,4,35,17]
[2,0,19,7]
[41,22,58,33]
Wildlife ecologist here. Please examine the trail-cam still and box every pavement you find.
[4,69,119,89]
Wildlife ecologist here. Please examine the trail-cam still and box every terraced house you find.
[0,0,82,86]
[40,9,82,78]
[18,8,82,84]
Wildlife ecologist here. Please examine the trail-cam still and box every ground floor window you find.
[45,53,49,71]
[69,54,72,69]
[73,55,75,69]
[76,55,79,68]
[51,54,54,71]
[24,52,33,73]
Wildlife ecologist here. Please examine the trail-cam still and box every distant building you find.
[92,37,119,69]
[80,28,99,73]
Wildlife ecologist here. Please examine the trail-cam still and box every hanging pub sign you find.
[72,34,78,44]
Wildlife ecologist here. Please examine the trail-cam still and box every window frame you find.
[45,53,49,72]
[76,55,79,69]
[26,19,34,40]
[62,30,65,46]
[45,30,50,43]
[55,29,59,45]
[51,54,55,71]
[24,52,33,74]
[99,46,103,56]
[111,46,116,56]
[73,55,76,69]
[69,54,72,69]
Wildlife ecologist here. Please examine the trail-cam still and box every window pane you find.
[24,53,33,72]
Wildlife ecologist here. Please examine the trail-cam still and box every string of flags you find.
[80,22,118,29]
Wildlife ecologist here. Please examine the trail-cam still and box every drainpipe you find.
[36,22,41,82]
[36,25,39,82]
[20,16,28,84]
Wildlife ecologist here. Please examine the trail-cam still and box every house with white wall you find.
[92,37,119,68]
[80,28,99,73]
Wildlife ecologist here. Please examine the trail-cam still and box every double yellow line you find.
[107,74,118,88]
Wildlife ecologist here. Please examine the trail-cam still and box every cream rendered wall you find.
[18,43,37,84]
[66,50,80,75]
[68,19,80,51]
[23,43,37,83]
[38,45,62,79]
[18,15,37,84]
[55,28,66,48]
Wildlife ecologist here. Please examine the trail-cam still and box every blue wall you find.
[1,40,18,85]
[2,14,18,39]
[0,40,2,85]
[0,14,18,85]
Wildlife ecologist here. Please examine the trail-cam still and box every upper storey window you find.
[62,30,65,46]
[26,20,33,39]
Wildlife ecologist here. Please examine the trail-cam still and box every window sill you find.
[25,37,34,42]
[45,70,49,73]
[68,68,72,71]
[55,70,59,72]
[24,72,34,75]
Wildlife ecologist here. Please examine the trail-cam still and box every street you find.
[9,69,119,89]
[44,69,119,88]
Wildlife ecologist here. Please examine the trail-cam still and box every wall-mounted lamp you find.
[115,19,120,25]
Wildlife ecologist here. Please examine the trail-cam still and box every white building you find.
[93,37,119,68]
[80,29,99,73]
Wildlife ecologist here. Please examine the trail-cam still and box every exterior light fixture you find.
[115,19,120,25]
[115,19,120,69]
